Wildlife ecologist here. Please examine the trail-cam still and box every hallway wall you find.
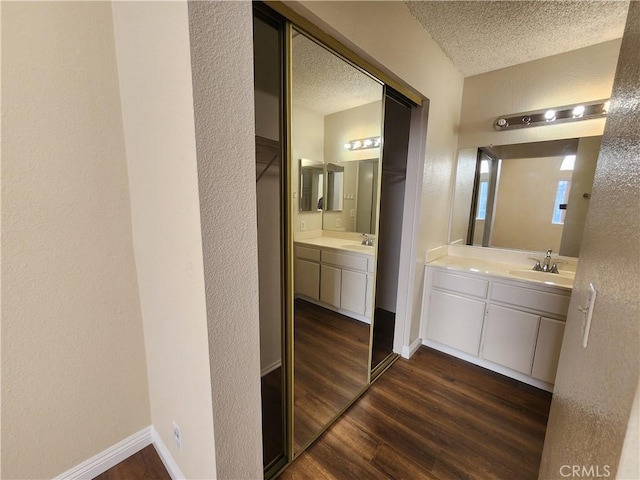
[111,3,217,478]
[539,3,639,478]
[1,3,150,478]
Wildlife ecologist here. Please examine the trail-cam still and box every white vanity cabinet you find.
[294,246,321,300]
[320,265,341,307]
[295,243,374,323]
[422,266,571,391]
[481,305,540,375]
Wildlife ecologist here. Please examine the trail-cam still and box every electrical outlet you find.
[336,218,341,227]
[300,221,306,231]
[173,421,182,450]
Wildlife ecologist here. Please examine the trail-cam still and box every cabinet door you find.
[341,269,367,315]
[481,305,539,374]
[320,264,341,308]
[295,259,320,300]
[426,290,485,356]
[531,317,565,384]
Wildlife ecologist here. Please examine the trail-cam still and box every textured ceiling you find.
[292,32,383,116]
[405,1,629,77]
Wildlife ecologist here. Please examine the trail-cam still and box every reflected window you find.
[552,180,570,224]
[476,181,489,220]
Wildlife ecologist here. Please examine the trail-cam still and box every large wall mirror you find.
[450,136,602,257]
[291,28,383,453]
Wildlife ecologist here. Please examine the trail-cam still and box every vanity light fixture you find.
[494,99,610,131]
[343,136,381,151]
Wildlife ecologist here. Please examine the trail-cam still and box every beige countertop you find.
[427,255,575,290]
[294,236,375,257]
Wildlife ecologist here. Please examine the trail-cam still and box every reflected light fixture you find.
[494,99,610,131]
[343,136,381,151]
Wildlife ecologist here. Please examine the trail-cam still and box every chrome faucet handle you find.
[361,233,369,245]
[546,249,553,256]
[528,258,543,271]
[549,263,559,274]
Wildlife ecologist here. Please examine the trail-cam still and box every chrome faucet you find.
[361,234,374,246]
[542,249,553,272]
[529,249,560,273]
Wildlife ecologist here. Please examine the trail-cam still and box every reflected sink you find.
[508,269,575,288]
[341,244,375,253]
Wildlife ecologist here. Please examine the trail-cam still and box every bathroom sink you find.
[508,269,574,288]
[341,244,375,253]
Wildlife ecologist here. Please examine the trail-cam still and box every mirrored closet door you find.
[290,29,384,453]
[253,4,423,477]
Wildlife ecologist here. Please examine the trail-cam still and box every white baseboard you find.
[261,359,282,377]
[401,337,422,359]
[151,426,185,480]
[54,426,153,480]
[53,425,185,480]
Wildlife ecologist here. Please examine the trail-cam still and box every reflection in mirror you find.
[299,158,323,212]
[325,163,344,211]
[291,28,383,453]
[356,159,379,234]
[451,137,601,256]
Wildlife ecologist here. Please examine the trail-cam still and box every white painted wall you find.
[187,2,264,478]
[288,0,465,350]
[1,3,150,478]
[111,3,216,478]
[457,40,621,150]
[323,101,382,233]
[539,3,639,477]
[292,106,324,235]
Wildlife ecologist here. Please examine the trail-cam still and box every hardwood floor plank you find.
[280,346,552,480]
[93,445,170,480]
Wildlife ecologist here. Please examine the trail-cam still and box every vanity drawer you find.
[296,246,320,262]
[432,270,489,299]
[321,250,368,272]
[491,282,570,317]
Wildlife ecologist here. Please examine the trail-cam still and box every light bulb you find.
[544,110,556,121]
[363,139,373,147]
[572,105,585,118]
[603,100,610,114]
[353,141,362,149]
[344,142,352,150]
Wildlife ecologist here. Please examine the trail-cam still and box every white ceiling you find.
[292,32,383,116]
[405,0,629,77]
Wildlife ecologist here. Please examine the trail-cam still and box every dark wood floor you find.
[278,346,552,480]
[293,299,371,451]
[262,366,284,467]
[371,307,396,369]
[93,445,170,480]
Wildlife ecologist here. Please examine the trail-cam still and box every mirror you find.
[299,158,324,212]
[325,163,344,211]
[450,136,601,256]
[291,28,383,453]
[322,160,379,233]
